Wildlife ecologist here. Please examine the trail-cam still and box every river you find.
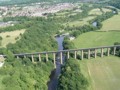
[48,36,64,90]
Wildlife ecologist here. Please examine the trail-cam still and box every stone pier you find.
[101,48,104,57]
[60,52,63,64]
[53,53,56,68]
[67,51,70,59]
[38,54,41,62]
[17,56,19,59]
[46,53,48,61]
[113,47,116,55]
[81,50,83,60]
[94,49,97,58]
[88,49,90,59]
[107,48,110,56]
[31,55,34,63]
[74,51,77,59]
[24,55,26,58]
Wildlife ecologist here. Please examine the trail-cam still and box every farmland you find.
[79,56,120,90]
[100,13,120,31]
[72,31,120,48]
[0,29,25,47]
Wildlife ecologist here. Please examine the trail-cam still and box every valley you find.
[0,0,120,90]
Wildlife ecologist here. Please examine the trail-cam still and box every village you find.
[0,2,76,27]
[0,2,75,17]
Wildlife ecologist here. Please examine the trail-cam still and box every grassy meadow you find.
[72,31,120,48]
[100,13,120,31]
[68,16,95,27]
[79,56,120,90]
[0,29,25,47]
[102,8,112,13]
[89,8,112,16]
[89,8,102,15]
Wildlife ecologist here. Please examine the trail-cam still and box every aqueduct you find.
[1,45,120,68]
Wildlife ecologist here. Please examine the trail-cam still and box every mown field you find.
[100,13,120,31]
[68,16,95,27]
[0,29,25,47]
[79,56,120,90]
[89,8,102,15]
[72,31,120,48]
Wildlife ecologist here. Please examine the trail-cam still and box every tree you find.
[57,59,89,90]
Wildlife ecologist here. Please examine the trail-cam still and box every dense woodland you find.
[57,59,89,90]
[0,50,54,90]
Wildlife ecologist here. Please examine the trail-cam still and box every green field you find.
[89,8,102,15]
[79,56,120,90]
[89,8,111,16]
[68,16,95,27]
[72,31,120,48]
[102,8,112,13]
[100,13,120,31]
[0,29,25,48]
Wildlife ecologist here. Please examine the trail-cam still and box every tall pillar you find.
[88,49,90,59]
[113,47,116,55]
[38,54,41,62]
[60,52,63,64]
[46,53,48,61]
[24,55,26,58]
[101,48,104,57]
[17,56,19,59]
[67,51,70,59]
[94,49,97,58]
[74,51,77,59]
[53,53,56,68]
[81,50,83,60]
[107,48,110,56]
[31,55,34,63]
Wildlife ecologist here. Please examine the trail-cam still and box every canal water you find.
[48,36,64,90]
[92,21,97,27]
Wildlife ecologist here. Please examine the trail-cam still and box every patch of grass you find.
[72,31,120,48]
[102,8,112,13]
[56,11,69,16]
[79,56,120,90]
[0,29,25,48]
[89,8,102,15]
[68,16,95,27]
[100,13,120,31]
